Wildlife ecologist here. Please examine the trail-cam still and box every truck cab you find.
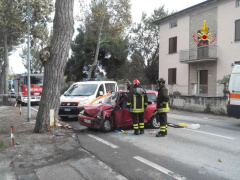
[14,74,44,104]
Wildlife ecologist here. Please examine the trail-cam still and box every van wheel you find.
[150,115,160,129]
[100,119,112,132]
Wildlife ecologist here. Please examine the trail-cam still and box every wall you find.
[170,95,228,115]
[217,0,240,80]
[158,14,189,85]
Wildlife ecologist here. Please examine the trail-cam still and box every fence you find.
[118,83,227,97]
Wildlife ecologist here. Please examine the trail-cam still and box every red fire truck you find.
[14,73,44,105]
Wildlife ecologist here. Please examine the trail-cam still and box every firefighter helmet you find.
[157,78,165,86]
[125,80,131,85]
[133,79,140,86]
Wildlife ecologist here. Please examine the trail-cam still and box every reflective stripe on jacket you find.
[157,86,170,113]
[127,85,148,113]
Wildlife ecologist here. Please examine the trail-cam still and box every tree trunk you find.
[87,19,103,79]
[3,28,9,102]
[34,0,74,133]
[0,64,3,95]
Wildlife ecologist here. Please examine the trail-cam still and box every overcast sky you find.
[9,0,206,74]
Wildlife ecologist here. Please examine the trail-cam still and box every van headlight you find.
[79,110,84,115]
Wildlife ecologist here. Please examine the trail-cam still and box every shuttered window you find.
[168,68,177,85]
[235,20,240,41]
[169,37,177,54]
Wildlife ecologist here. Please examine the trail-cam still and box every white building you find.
[153,0,240,96]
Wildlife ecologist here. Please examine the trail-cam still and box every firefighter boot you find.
[156,131,165,137]
[140,129,144,134]
[134,129,139,135]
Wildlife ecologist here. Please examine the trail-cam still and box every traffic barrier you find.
[11,126,14,146]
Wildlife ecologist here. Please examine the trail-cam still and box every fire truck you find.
[14,73,44,104]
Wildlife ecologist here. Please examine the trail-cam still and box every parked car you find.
[78,90,160,132]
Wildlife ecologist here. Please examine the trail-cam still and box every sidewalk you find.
[0,99,128,180]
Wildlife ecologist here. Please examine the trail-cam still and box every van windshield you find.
[103,92,119,105]
[65,84,98,96]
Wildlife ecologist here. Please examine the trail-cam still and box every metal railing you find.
[179,45,218,62]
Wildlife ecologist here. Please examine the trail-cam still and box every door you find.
[198,70,208,94]
[112,92,132,129]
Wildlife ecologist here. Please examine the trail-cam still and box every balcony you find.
[179,45,218,63]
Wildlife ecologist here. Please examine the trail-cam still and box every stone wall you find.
[170,95,228,115]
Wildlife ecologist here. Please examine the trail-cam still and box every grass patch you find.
[0,139,7,149]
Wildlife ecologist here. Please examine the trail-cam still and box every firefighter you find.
[125,79,132,90]
[156,78,170,137]
[127,79,148,135]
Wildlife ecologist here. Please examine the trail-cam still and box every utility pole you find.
[27,0,31,122]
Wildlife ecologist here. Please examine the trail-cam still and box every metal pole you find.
[27,0,31,122]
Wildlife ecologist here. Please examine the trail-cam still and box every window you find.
[146,93,157,104]
[65,84,98,96]
[105,83,116,93]
[169,37,177,54]
[235,19,240,41]
[168,68,177,85]
[170,21,177,28]
[236,0,240,7]
[97,84,104,97]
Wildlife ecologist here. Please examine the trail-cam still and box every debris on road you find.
[168,123,184,128]
[178,123,188,127]
[149,131,156,134]
[186,124,200,129]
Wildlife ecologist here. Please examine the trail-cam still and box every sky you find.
[9,0,206,74]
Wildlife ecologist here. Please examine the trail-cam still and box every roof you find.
[74,81,117,85]
[152,0,217,25]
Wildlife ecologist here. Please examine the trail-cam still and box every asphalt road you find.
[30,104,240,180]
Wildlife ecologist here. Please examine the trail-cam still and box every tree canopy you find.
[0,0,53,101]
[128,6,169,84]
[65,28,130,82]
[78,0,132,78]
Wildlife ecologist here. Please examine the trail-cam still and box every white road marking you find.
[31,107,38,112]
[87,134,119,149]
[185,128,235,140]
[133,156,186,180]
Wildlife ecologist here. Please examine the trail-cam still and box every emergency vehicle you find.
[14,73,44,104]
[58,78,118,119]
[227,65,240,119]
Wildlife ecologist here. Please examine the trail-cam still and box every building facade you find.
[153,0,240,96]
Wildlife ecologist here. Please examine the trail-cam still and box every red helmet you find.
[133,79,140,86]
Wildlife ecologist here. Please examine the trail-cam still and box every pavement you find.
[0,99,239,180]
[0,98,128,180]
[0,144,128,180]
